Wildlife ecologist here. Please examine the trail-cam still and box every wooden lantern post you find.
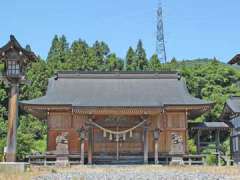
[0,35,36,162]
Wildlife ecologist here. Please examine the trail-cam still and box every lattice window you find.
[7,60,20,76]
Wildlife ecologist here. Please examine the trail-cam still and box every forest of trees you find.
[1,35,240,161]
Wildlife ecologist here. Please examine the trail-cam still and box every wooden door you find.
[93,116,144,161]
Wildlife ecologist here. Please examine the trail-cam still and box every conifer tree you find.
[68,39,89,70]
[92,41,110,69]
[47,35,70,72]
[125,47,136,71]
[135,40,148,70]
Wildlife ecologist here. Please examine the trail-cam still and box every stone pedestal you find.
[170,156,184,165]
[0,162,29,173]
[55,156,69,167]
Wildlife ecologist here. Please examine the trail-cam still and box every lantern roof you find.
[0,35,36,63]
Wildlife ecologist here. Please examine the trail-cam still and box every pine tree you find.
[148,54,161,71]
[92,41,110,69]
[135,40,148,71]
[68,39,89,70]
[47,35,70,72]
[125,47,136,71]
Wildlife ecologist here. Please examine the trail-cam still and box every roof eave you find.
[228,54,240,65]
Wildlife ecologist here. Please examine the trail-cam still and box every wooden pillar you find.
[88,125,93,165]
[197,130,201,154]
[153,128,160,164]
[6,83,19,162]
[143,124,148,164]
[154,140,159,164]
[216,129,220,152]
[185,110,189,153]
[216,129,220,166]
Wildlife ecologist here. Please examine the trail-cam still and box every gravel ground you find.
[33,171,230,180]
[32,165,236,180]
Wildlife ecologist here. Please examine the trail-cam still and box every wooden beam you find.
[74,107,162,115]
[6,84,18,162]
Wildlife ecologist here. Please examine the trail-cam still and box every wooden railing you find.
[26,154,209,166]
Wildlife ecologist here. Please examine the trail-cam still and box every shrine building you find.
[21,71,213,164]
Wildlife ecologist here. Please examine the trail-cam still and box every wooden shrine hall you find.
[21,71,213,164]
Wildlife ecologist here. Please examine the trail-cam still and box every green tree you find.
[0,83,8,159]
[105,53,124,71]
[20,59,50,100]
[148,54,161,71]
[92,41,110,70]
[47,35,70,73]
[181,60,240,120]
[68,39,89,70]
[135,40,148,70]
[125,47,136,71]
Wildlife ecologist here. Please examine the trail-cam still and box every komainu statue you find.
[56,132,69,155]
[169,132,184,155]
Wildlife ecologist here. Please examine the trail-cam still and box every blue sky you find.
[1,0,240,62]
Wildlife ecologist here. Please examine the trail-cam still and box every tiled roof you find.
[20,72,212,108]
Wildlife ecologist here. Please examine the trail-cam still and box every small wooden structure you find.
[221,96,240,164]
[190,122,230,154]
[21,71,213,164]
[189,122,231,166]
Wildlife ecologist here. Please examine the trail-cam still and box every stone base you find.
[55,156,69,167]
[55,160,69,167]
[170,156,184,166]
[0,162,29,173]
[5,152,16,162]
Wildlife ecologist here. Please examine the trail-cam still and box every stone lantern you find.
[0,35,36,162]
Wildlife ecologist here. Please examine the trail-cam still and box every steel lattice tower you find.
[156,0,167,63]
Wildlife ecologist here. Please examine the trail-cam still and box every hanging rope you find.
[88,119,147,136]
